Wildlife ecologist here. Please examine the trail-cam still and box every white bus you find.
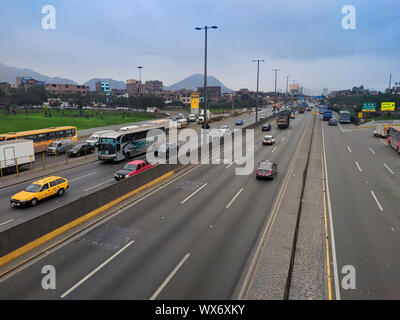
[97,125,166,162]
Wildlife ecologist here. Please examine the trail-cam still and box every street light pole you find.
[272,68,280,112]
[195,25,218,129]
[137,66,143,95]
[253,59,265,122]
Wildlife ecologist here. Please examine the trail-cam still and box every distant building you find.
[329,89,352,97]
[45,83,90,95]
[0,82,11,93]
[144,80,163,93]
[111,89,127,97]
[197,86,221,100]
[391,82,400,94]
[322,88,329,97]
[16,77,45,89]
[126,79,143,96]
[96,81,111,96]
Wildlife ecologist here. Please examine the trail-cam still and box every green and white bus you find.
[98,125,166,162]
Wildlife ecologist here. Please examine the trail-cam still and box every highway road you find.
[0,111,312,299]
[323,113,400,299]
[0,108,275,231]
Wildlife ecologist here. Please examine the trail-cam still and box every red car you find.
[114,160,155,181]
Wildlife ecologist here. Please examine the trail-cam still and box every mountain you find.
[83,78,126,91]
[164,74,233,93]
[0,62,77,85]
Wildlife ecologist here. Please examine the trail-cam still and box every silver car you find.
[47,139,74,155]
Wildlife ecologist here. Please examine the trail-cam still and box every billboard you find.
[190,92,199,113]
[289,83,299,91]
[381,102,395,112]
[362,102,376,112]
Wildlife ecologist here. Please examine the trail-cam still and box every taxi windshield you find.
[25,184,41,193]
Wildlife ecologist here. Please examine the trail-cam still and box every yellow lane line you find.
[0,171,175,267]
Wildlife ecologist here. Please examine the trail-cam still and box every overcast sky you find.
[0,0,399,94]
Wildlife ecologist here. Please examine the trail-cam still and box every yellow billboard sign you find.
[190,93,199,109]
[381,102,395,112]
[358,112,363,118]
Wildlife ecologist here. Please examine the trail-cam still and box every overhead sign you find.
[358,112,363,118]
[381,102,395,112]
[362,102,376,112]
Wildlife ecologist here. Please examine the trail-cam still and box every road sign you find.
[381,102,395,112]
[358,112,363,118]
[312,111,317,115]
[190,92,199,114]
[362,102,376,112]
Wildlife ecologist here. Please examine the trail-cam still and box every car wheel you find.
[30,198,38,206]
[125,152,130,160]
[58,188,65,196]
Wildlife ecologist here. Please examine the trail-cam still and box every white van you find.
[86,130,115,146]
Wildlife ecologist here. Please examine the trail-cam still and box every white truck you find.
[0,139,35,172]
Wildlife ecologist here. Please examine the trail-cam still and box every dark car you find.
[256,160,278,179]
[151,142,179,158]
[235,119,244,126]
[262,123,271,131]
[114,160,154,181]
[68,143,95,157]
[328,118,338,126]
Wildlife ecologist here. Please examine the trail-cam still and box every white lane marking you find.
[0,219,14,227]
[322,122,341,300]
[226,187,244,209]
[249,145,255,151]
[383,163,394,175]
[355,161,362,172]
[347,146,352,153]
[69,172,97,182]
[84,179,114,192]
[226,160,236,169]
[180,183,208,204]
[370,190,384,212]
[272,145,278,153]
[150,253,190,300]
[281,136,286,142]
[368,147,375,154]
[60,240,134,298]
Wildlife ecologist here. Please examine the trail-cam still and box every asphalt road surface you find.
[323,113,400,299]
[0,111,312,299]
[0,108,274,230]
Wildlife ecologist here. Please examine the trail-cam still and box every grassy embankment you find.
[0,109,157,134]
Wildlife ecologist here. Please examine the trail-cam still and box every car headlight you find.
[125,174,130,178]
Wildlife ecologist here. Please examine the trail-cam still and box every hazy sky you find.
[1,0,399,94]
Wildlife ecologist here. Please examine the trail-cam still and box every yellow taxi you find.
[10,176,69,207]
[290,112,296,119]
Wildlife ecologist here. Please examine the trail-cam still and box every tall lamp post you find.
[195,25,218,129]
[137,66,143,95]
[253,59,265,122]
[272,68,280,112]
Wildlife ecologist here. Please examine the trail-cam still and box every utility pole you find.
[253,59,265,122]
[195,25,218,129]
[389,73,392,92]
[285,75,290,94]
[272,68,280,112]
[137,66,143,95]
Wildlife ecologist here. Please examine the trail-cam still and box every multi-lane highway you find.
[323,113,400,299]
[0,110,312,299]
[0,109,274,231]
